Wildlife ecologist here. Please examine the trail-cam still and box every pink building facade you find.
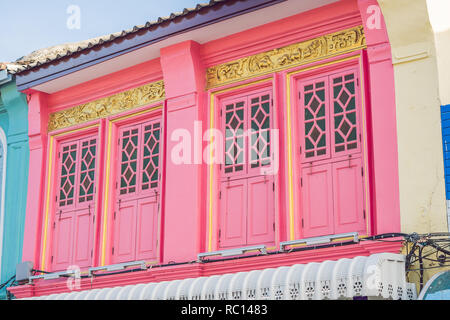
[9,0,406,299]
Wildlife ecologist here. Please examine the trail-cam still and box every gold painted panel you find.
[206,26,366,88]
[48,80,165,131]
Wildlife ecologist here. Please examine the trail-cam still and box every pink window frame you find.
[207,77,282,252]
[297,67,363,166]
[101,103,165,266]
[298,75,331,163]
[115,120,162,201]
[42,121,104,272]
[55,136,98,212]
[285,52,372,241]
[220,87,274,181]
[112,117,162,263]
[328,68,363,159]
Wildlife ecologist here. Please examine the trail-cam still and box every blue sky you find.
[0,0,201,62]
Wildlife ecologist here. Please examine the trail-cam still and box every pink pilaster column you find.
[22,91,48,267]
[160,41,206,263]
[358,0,401,234]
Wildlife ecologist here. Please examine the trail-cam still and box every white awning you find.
[25,253,417,300]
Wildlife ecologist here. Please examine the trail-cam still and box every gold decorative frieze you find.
[48,80,165,131]
[206,26,366,88]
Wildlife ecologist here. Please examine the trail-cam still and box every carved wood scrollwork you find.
[206,26,366,88]
[48,81,165,131]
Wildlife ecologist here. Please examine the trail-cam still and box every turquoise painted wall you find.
[0,78,29,299]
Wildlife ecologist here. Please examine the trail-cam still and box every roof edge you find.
[16,0,286,92]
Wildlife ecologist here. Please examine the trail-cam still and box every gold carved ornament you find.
[48,80,165,131]
[206,26,366,88]
[48,26,365,130]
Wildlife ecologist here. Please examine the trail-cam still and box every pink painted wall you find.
[19,0,400,281]
[357,0,400,234]
[160,41,206,263]
[22,91,48,266]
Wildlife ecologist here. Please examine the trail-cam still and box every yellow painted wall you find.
[378,0,448,234]
[378,0,448,233]
[427,0,450,106]
[378,0,450,294]
[433,32,450,106]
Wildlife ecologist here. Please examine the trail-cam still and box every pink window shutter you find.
[298,77,331,163]
[72,207,94,268]
[57,141,79,210]
[114,118,162,264]
[140,121,161,194]
[330,69,362,158]
[71,137,97,268]
[246,175,275,245]
[219,89,276,250]
[112,199,138,264]
[135,120,161,261]
[135,197,159,261]
[52,135,98,271]
[118,125,141,198]
[301,163,334,238]
[332,158,366,235]
[113,124,141,264]
[222,98,247,178]
[247,92,273,176]
[219,179,247,249]
[77,137,97,206]
[52,213,74,271]
[298,65,367,239]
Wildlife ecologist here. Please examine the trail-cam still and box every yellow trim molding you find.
[206,26,366,89]
[40,136,54,271]
[48,81,165,132]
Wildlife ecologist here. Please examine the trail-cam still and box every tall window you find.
[219,88,275,249]
[52,135,98,271]
[112,118,161,263]
[298,67,366,238]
